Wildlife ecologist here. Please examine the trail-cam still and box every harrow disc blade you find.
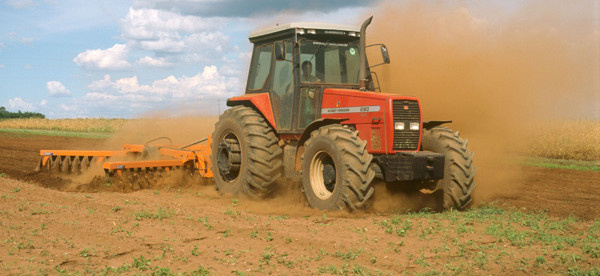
[38,154,105,175]
[60,156,71,174]
[71,156,81,174]
[50,156,61,173]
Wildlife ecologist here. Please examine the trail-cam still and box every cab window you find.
[299,39,360,84]
[247,44,273,90]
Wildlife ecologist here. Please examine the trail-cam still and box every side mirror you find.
[274,41,285,61]
[380,45,390,64]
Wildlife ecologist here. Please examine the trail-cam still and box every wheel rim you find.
[309,150,336,200]
[217,131,241,182]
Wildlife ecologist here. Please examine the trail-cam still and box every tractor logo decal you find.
[321,105,381,114]
[336,100,341,107]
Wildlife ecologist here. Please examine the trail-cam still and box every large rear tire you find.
[211,106,283,198]
[422,127,476,210]
[301,125,375,211]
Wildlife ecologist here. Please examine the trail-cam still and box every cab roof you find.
[249,22,360,42]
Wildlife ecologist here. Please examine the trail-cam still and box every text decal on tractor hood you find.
[321,105,381,114]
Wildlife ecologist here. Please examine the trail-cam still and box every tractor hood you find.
[321,88,421,118]
[321,88,423,154]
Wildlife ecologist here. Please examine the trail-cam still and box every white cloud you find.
[87,65,235,99]
[137,35,186,53]
[21,37,34,44]
[79,65,240,116]
[0,64,4,69]
[137,56,174,67]
[73,7,236,73]
[5,0,35,9]
[121,8,220,40]
[8,98,34,111]
[46,81,71,97]
[73,44,131,70]
[40,100,47,106]
[60,104,75,112]
[120,8,230,60]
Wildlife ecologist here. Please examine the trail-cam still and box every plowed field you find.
[1,133,599,274]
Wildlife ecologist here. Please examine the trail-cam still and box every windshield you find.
[299,39,360,84]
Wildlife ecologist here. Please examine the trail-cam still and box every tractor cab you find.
[245,22,389,133]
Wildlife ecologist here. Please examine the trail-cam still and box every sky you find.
[0,0,378,118]
[0,0,597,119]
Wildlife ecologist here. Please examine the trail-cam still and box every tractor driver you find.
[301,60,318,83]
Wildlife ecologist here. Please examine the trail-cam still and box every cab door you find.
[270,41,295,131]
[296,86,321,130]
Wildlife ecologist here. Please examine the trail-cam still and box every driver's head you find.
[301,60,312,76]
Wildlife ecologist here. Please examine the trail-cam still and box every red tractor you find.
[211,17,477,211]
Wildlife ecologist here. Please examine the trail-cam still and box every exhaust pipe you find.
[359,16,373,91]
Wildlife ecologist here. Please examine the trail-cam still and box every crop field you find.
[0,119,598,274]
[525,120,600,162]
[0,118,127,135]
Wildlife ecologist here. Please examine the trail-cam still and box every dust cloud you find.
[105,115,218,149]
[366,0,600,204]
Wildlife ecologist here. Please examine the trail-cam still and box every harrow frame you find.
[38,137,213,178]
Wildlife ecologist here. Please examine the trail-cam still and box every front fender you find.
[227,93,277,131]
[292,118,347,172]
[423,120,452,130]
[298,118,347,146]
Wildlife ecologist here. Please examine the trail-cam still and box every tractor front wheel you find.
[211,106,283,198]
[301,125,375,211]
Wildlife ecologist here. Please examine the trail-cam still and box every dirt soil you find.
[1,133,599,274]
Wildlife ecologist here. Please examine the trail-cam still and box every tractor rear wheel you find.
[211,106,283,198]
[301,125,375,211]
[421,127,477,210]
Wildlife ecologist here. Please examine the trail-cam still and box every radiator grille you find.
[392,100,421,150]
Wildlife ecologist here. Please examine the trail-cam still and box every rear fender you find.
[227,93,277,131]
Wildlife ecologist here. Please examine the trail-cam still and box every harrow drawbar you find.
[37,137,213,179]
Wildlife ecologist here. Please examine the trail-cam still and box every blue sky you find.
[0,0,377,118]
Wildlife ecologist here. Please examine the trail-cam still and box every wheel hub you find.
[217,136,241,181]
[322,164,336,190]
[309,151,336,200]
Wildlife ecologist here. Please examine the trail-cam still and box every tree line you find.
[0,106,45,119]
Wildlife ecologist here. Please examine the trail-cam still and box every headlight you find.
[395,122,405,130]
[410,122,420,131]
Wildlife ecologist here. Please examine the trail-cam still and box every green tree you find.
[0,106,45,119]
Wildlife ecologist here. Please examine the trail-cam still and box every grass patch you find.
[134,208,175,220]
[371,205,599,274]
[0,128,111,138]
[518,157,600,172]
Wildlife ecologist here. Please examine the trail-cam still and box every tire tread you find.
[211,106,283,198]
